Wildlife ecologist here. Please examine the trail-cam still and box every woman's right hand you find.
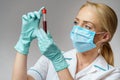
[14,7,44,55]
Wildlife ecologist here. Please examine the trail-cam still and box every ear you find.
[101,32,111,43]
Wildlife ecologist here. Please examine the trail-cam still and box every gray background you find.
[0,0,120,80]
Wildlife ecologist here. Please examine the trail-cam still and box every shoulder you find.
[93,54,114,71]
[104,67,120,79]
[92,55,120,79]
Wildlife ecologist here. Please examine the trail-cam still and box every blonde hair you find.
[80,1,118,66]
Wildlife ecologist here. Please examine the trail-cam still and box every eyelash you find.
[84,25,92,30]
[73,21,78,25]
[73,21,92,30]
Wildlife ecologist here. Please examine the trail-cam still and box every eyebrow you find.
[75,18,96,28]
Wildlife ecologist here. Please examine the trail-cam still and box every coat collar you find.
[75,54,112,78]
[64,49,113,79]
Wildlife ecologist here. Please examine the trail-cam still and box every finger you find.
[22,14,28,21]
[37,30,43,41]
[28,12,35,18]
[38,6,45,19]
[47,32,53,39]
[34,11,40,19]
[27,12,35,19]
[39,28,49,39]
[36,29,46,43]
[38,6,45,13]
[37,28,48,40]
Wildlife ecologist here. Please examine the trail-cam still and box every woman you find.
[12,1,120,80]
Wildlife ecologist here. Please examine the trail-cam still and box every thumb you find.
[37,6,45,19]
[34,6,45,19]
[38,6,45,13]
[47,32,53,39]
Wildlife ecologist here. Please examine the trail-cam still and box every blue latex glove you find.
[36,28,68,71]
[14,7,44,55]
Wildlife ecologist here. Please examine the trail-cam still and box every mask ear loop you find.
[95,31,106,45]
[96,32,105,35]
[95,32,106,54]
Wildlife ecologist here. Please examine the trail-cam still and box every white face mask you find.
[70,25,105,53]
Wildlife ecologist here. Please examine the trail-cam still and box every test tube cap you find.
[42,8,47,14]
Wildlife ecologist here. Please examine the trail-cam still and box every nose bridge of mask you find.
[73,25,96,38]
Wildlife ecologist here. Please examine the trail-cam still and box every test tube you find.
[42,8,47,33]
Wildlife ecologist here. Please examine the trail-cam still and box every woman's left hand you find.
[36,28,68,71]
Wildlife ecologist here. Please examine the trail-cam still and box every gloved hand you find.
[36,28,68,71]
[14,7,44,55]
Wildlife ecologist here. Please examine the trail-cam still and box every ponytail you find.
[101,42,114,66]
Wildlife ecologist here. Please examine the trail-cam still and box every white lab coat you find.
[28,49,120,80]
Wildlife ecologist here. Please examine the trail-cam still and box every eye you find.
[84,25,92,30]
[73,21,78,25]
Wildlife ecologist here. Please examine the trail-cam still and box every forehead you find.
[76,6,101,31]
